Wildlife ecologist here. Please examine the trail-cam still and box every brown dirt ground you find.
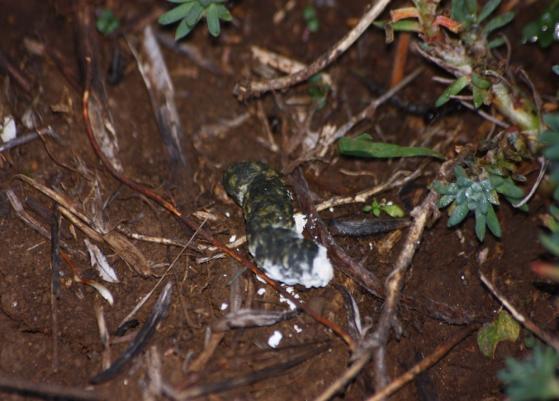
[0,0,557,400]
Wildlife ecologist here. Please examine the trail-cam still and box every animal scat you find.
[223,161,333,288]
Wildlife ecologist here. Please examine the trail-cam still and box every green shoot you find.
[363,199,405,218]
[303,5,319,33]
[96,9,120,36]
[158,0,233,40]
[338,134,444,160]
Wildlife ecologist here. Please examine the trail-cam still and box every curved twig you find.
[233,0,392,100]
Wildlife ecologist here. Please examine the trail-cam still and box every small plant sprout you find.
[433,165,526,242]
[96,9,120,36]
[308,74,330,109]
[303,5,320,33]
[363,199,405,218]
[498,345,559,401]
[158,0,233,40]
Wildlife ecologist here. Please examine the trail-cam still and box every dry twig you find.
[233,0,392,99]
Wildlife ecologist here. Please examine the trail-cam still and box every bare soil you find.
[0,0,557,400]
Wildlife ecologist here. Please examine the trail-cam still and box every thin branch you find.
[233,0,392,99]
[365,327,475,401]
[365,159,455,390]
[513,156,547,208]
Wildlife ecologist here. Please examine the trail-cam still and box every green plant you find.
[96,9,120,35]
[378,0,541,138]
[338,133,444,159]
[158,0,233,39]
[303,5,320,33]
[433,165,526,241]
[522,0,559,48]
[363,199,405,218]
[308,74,330,109]
[450,0,516,48]
[539,113,559,256]
[498,345,559,401]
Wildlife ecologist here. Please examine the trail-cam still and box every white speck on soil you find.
[267,330,283,348]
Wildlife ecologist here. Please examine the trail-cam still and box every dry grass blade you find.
[90,282,173,384]
[127,26,191,185]
[15,174,151,276]
[212,308,298,332]
[76,4,122,172]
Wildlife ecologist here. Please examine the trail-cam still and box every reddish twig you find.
[389,33,410,88]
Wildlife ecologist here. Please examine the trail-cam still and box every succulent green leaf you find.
[451,0,467,23]
[448,203,469,226]
[338,135,444,159]
[185,2,204,26]
[488,36,506,48]
[216,4,233,21]
[475,208,487,241]
[455,165,468,179]
[159,2,194,25]
[541,233,559,256]
[472,85,484,109]
[175,18,193,40]
[477,310,520,358]
[553,65,559,75]
[543,113,559,132]
[472,73,491,89]
[499,345,559,401]
[465,0,477,16]
[435,76,470,107]
[483,11,515,36]
[206,4,221,36]
[478,0,502,23]
[544,145,559,160]
[438,195,455,208]
[486,204,502,237]
[495,179,524,199]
